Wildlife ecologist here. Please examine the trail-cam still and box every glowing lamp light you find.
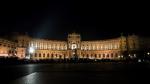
[29,47,35,53]
[26,56,30,59]
[138,59,141,62]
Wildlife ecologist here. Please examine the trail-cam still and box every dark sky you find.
[0,1,149,40]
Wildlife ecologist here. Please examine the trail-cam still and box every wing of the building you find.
[0,33,150,60]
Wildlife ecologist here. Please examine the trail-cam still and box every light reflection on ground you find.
[0,63,149,84]
[11,72,38,84]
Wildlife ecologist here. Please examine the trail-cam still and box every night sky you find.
[0,1,149,40]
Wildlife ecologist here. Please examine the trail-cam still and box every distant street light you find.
[29,47,35,53]
[147,52,150,55]
[26,47,35,59]
[138,59,141,62]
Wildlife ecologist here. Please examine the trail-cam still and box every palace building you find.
[0,32,150,60]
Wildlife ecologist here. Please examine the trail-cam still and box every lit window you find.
[110,44,112,49]
[93,46,95,50]
[97,46,99,50]
[81,47,83,50]
[61,46,63,50]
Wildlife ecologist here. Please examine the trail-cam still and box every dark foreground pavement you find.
[0,63,150,84]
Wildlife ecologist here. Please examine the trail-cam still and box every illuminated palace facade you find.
[0,33,150,60]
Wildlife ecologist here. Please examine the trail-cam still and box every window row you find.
[81,44,120,50]
[29,45,67,50]
[81,53,119,58]
[32,53,66,58]
[0,44,15,48]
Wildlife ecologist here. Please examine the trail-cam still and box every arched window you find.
[87,54,89,58]
[95,54,97,58]
[111,53,113,58]
[64,54,66,58]
[51,54,54,58]
[60,55,62,59]
[99,54,101,58]
[101,45,103,50]
[107,54,109,58]
[47,53,49,57]
[43,53,45,57]
[115,53,118,57]
[39,53,41,57]
[56,54,57,58]
[83,54,85,58]
[35,53,37,57]
[103,54,105,58]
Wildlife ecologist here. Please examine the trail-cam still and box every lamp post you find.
[26,47,35,59]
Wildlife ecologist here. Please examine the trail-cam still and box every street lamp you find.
[147,52,150,55]
[29,47,35,53]
[26,47,35,59]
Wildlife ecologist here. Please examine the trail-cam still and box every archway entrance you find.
[71,43,78,60]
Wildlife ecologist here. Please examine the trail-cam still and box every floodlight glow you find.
[29,47,35,53]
